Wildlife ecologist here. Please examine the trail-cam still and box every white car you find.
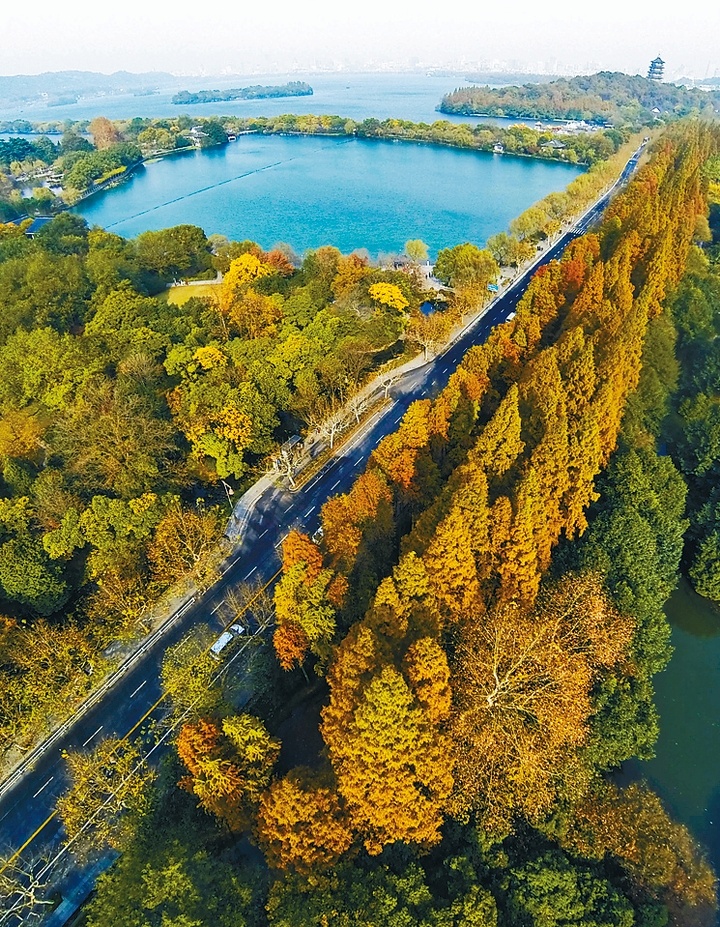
[209,623,245,660]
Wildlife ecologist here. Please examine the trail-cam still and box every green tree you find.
[434,243,499,295]
[508,851,634,927]
[405,239,429,263]
[135,225,212,281]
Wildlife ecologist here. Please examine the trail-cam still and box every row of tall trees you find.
[257,121,718,915]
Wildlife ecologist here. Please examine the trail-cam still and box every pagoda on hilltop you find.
[647,56,665,81]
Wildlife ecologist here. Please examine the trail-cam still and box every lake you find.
[74,134,582,257]
[0,71,552,129]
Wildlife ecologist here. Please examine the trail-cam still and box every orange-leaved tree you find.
[256,767,354,873]
[176,713,280,831]
[273,531,336,671]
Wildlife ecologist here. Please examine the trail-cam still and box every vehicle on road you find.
[209,623,245,660]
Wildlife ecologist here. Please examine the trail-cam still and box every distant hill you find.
[439,71,720,126]
[463,71,561,87]
[0,70,176,105]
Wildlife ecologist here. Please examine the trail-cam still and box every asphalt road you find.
[0,146,643,872]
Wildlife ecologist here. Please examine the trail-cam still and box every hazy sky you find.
[4,0,719,79]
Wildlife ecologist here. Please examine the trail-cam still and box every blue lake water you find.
[0,71,548,129]
[74,134,581,257]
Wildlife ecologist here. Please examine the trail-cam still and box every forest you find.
[0,212,446,764]
[36,120,717,926]
[659,154,720,603]
[0,119,651,772]
[439,71,720,127]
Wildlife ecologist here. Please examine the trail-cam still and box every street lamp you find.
[220,480,234,512]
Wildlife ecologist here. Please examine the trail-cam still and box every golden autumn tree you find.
[320,470,394,571]
[319,554,451,855]
[368,282,409,312]
[281,529,323,580]
[496,467,546,605]
[450,573,635,832]
[0,409,47,461]
[226,289,284,340]
[322,661,453,855]
[217,253,280,338]
[176,714,280,832]
[222,252,272,293]
[371,400,435,501]
[471,383,525,482]
[88,116,121,149]
[403,636,452,724]
[256,767,354,874]
[331,253,371,300]
[556,326,601,536]
[366,551,441,641]
[57,737,155,853]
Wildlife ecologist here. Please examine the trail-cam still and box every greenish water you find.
[637,580,720,868]
[74,133,581,257]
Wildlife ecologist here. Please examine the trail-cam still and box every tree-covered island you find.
[171,82,313,105]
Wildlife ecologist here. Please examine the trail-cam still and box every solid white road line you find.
[32,777,54,799]
[129,680,147,699]
[82,726,103,748]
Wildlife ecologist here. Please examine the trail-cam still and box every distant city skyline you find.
[3,0,719,81]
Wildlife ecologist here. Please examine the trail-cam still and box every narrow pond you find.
[74,133,582,256]
[632,580,720,870]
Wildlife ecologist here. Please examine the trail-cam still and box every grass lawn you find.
[162,282,221,306]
